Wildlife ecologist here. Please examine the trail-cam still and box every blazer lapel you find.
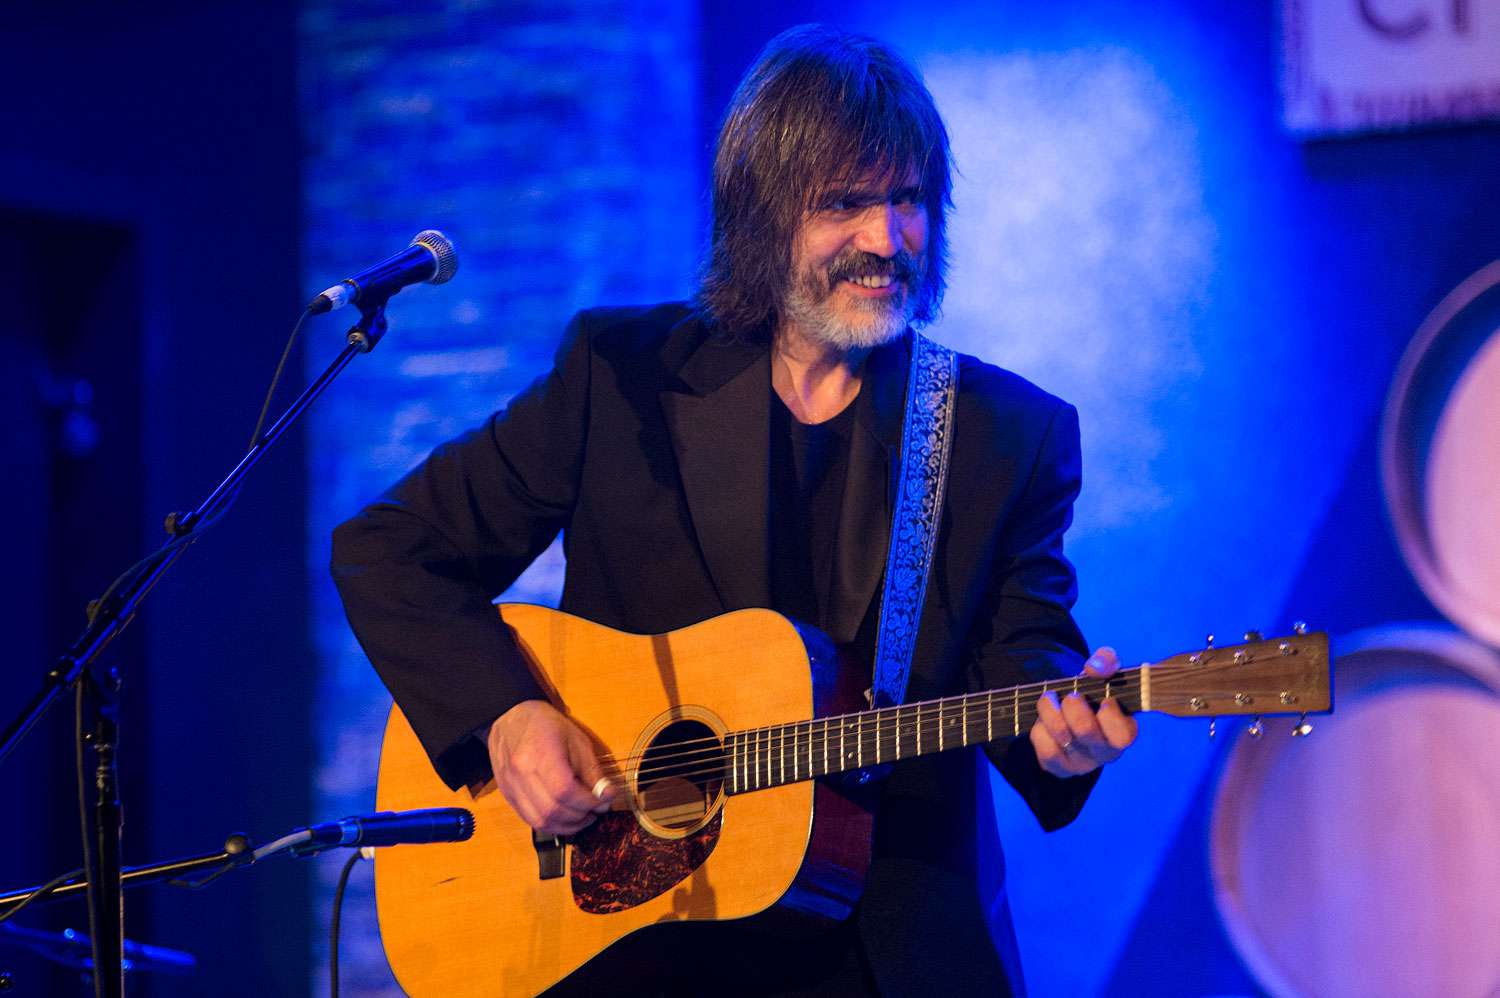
[827,334,910,645]
[659,333,772,614]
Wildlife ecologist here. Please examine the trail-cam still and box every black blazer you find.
[332,303,1098,996]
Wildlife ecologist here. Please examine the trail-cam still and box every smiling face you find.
[780,173,930,350]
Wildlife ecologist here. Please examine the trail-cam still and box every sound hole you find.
[636,719,724,833]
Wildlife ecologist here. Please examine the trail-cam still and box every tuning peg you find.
[1205,633,1215,648]
[1292,713,1313,737]
[1244,629,1263,642]
[1293,621,1308,635]
[1208,717,1216,739]
[1247,717,1263,738]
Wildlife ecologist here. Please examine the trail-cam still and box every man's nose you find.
[852,202,902,258]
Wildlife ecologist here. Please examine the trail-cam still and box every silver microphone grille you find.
[411,229,459,285]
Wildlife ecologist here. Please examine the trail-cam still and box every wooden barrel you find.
[1382,259,1500,645]
[1210,625,1500,997]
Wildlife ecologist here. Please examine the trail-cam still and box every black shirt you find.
[768,389,859,636]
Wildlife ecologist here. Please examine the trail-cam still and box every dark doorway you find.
[0,206,149,996]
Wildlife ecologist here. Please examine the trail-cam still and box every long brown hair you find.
[698,25,953,339]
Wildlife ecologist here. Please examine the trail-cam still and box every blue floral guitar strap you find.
[870,332,958,711]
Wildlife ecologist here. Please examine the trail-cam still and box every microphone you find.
[295,808,474,851]
[307,230,458,314]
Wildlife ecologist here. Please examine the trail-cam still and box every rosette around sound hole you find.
[634,717,725,836]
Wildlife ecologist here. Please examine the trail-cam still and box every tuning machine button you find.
[1292,713,1313,737]
[1293,621,1309,635]
[1244,629,1263,642]
[1247,717,1264,738]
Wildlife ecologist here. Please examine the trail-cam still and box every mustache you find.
[826,250,920,285]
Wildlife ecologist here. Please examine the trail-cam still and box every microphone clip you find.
[346,299,390,353]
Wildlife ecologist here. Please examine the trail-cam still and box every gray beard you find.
[782,272,914,350]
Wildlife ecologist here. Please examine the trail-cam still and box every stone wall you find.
[300,3,699,990]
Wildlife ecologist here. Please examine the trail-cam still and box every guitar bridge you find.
[533,830,566,880]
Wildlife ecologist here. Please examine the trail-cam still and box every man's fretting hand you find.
[1030,647,1138,778]
[487,700,617,836]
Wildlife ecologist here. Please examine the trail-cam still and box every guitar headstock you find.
[1147,626,1332,720]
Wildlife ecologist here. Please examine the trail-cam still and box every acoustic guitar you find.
[373,605,1331,997]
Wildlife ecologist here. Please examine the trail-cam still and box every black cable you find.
[74,681,100,973]
[329,850,363,998]
[249,307,312,448]
[0,867,84,925]
[79,304,312,636]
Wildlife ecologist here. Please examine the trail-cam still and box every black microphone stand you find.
[0,298,391,998]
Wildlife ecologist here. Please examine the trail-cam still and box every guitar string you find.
[590,693,1266,801]
[591,672,1140,774]
[604,681,1266,788]
[588,650,1289,774]
[616,681,1139,781]
[621,695,1221,785]
[604,693,1281,793]
[590,670,1144,772]
[595,657,1272,780]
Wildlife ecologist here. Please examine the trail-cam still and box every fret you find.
[759,727,766,790]
[760,727,768,790]
[780,723,792,786]
[723,669,1167,795]
[822,717,830,777]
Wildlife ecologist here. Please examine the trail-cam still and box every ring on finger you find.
[1060,738,1076,754]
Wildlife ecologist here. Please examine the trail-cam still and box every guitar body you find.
[372,605,1333,997]
[374,605,872,998]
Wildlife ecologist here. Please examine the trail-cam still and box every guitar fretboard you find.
[723,669,1145,794]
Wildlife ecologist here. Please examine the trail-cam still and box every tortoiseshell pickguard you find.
[569,810,721,913]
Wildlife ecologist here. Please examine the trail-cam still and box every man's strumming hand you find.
[1030,647,1139,778]
[487,700,617,837]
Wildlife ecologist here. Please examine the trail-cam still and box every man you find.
[333,24,1135,996]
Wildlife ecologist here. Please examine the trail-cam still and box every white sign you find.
[1282,0,1500,135]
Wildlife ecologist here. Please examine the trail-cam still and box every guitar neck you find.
[724,668,1147,795]
[723,627,1331,795]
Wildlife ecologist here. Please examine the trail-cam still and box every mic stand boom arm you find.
[0,300,390,998]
